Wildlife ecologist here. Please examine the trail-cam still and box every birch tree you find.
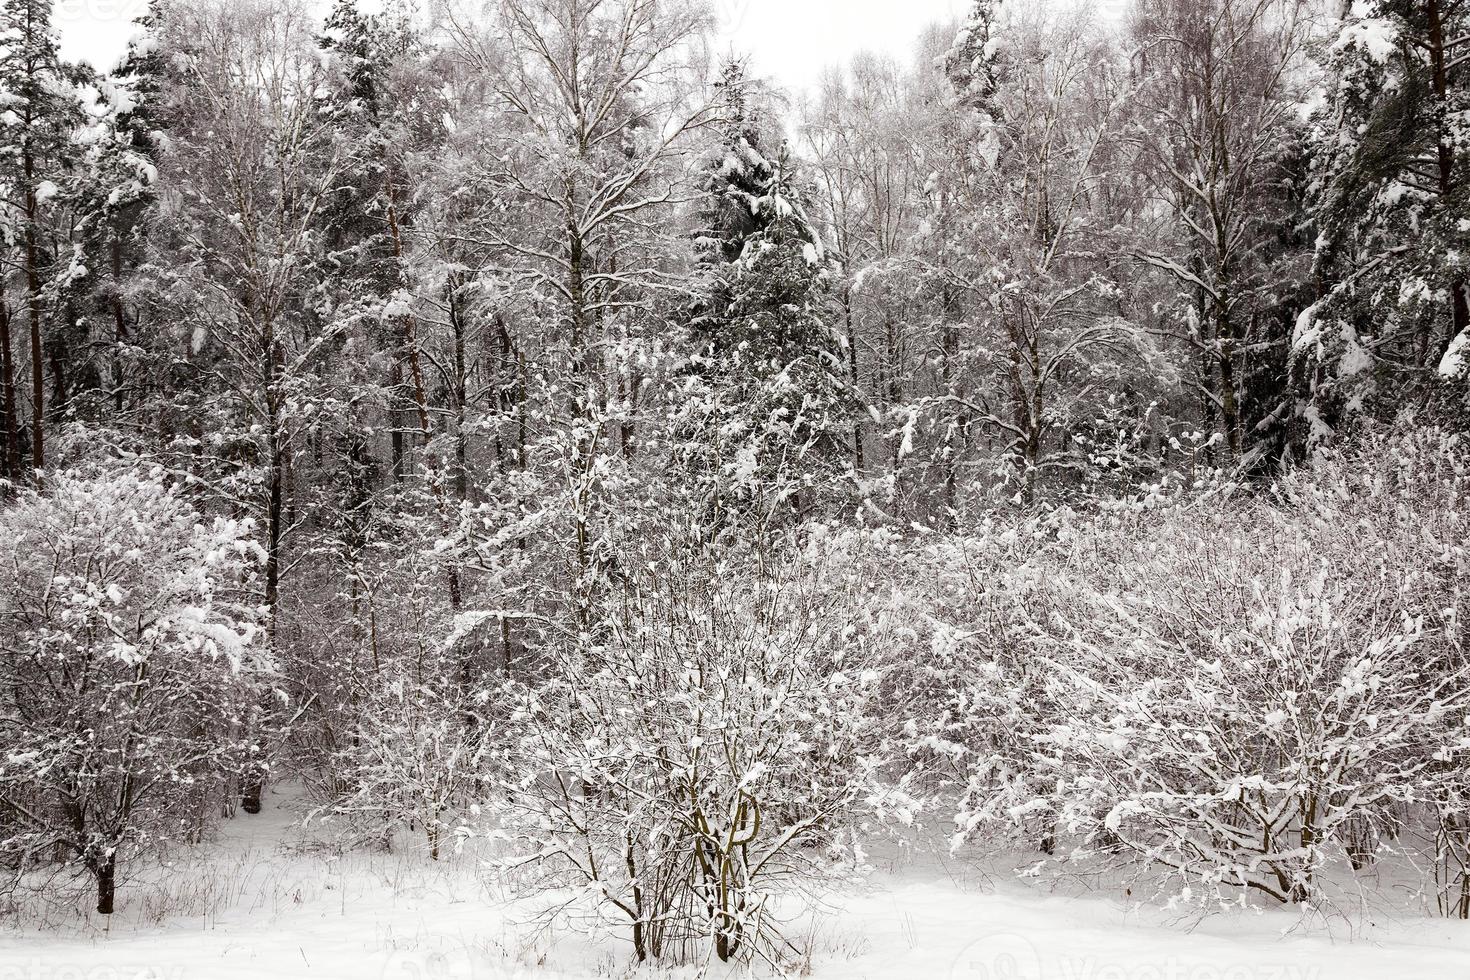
[1131,0,1312,461]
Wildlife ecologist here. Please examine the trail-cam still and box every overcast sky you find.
[53,0,969,91]
[53,0,150,68]
[721,0,969,91]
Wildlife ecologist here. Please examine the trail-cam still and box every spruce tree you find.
[685,69,846,526]
[693,60,774,269]
[945,0,1007,119]
[1302,0,1470,418]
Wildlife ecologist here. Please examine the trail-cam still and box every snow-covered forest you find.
[2,0,1470,975]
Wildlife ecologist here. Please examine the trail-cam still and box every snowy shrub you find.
[490,544,883,966]
[885,426,1470,911]
[1040,550,1465,904]
[806,517,1073,852]
[1285,426,1470,913]
[1006,430,1470,906]
[314,676,490,859]
[0,469,265,913]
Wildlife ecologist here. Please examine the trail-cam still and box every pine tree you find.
[690,62,826,361]
[720,148,833,366]
[316,0,438,484]
[0,0,76,475]
[69,3,167,422]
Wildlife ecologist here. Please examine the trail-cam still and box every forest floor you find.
[2,788,1469,980]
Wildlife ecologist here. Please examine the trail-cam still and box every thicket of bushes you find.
[2,426,1467,957]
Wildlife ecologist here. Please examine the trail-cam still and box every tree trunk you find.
[843,285,864,472]
[942,286,960,515]
[48,325,68,424]
[95,853,116,915]
[448,279,469,502]
[1427,0,1469,360]
[1216,301,1242,461]
[111,237,128,414]
[245,332,286,818]
[265,391,284,612]
[0,295,19,479]
[389,360,407,482]
[568,228,589,386]
[1291,795,1319,903]
[386,194,431,442]
[493,313,516,473]
[24,158,44,476]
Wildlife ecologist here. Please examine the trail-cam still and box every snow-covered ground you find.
[2,790,1468,980]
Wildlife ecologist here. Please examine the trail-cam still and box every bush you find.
[490,542,884,966]
[871,425,1470,911]
[1037,529,1463,904]
[0,468,265,914]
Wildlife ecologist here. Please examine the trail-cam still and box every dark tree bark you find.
[0,295,19,478]
[94,852,116,915]
[842,285,864,472]
[448,278,470,503]
[24,156,43,475]
[1428,0,1470,360]
[111,238,129,414]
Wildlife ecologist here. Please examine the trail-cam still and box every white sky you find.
[52,0,969,91]
[720,0,969,92]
